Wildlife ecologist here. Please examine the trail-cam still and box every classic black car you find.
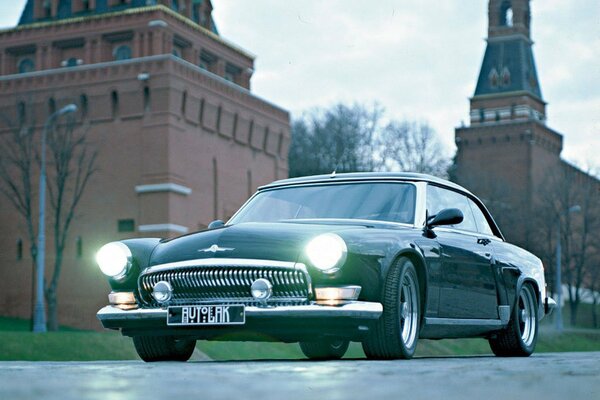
[96,172,555,361]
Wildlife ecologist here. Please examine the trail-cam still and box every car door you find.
[427,185,498,319]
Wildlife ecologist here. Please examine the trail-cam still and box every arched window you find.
[113,45,132,61]
[500,1,513,27]
[18,58,35,74]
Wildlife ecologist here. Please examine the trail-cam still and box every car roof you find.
[259,172,474,195]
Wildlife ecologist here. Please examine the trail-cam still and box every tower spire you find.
[471,0,545,125]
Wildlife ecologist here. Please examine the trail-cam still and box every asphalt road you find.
[1,352,598,400]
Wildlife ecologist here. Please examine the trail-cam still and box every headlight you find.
[305,233,347,273]
[95,242,132,279]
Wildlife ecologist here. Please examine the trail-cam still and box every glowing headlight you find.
[95,242,132,279]
[305,233,347,273]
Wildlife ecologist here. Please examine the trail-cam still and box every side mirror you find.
[427,208,463,228]
[208,220,225,230]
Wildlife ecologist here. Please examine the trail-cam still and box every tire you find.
[133,336,196,362]
[489,283,538,357]
[299,339,349,360]
[362,257,420,360]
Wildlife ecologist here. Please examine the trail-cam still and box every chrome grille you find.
[138,261,311,307]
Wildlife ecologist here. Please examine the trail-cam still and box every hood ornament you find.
[199,244,235,253]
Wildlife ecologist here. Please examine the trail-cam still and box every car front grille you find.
[138,260,311,307]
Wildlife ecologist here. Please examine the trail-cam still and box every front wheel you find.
[133,336,196,362]
[362,257,420,359]
[489,283,538,357]
[299,339,349,360]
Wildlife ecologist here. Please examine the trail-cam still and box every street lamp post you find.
[32,104,78,333]
[555,204,581,332]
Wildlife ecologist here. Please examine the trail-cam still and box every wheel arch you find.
[389,248,428,324]
[516,276,540,311]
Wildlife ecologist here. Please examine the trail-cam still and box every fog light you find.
[315,285,361,304]
[108,291,137,310]
[251,278,273,301]
[152,281,173,304]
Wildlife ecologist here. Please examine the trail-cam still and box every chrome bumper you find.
[544,296,557,316]
[97,301,383,329]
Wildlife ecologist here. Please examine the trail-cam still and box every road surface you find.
[0,352,598,400]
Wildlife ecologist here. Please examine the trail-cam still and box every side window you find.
[427,185,478,232]
[467,198,494,236]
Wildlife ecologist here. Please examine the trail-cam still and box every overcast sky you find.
[2,1,598,168]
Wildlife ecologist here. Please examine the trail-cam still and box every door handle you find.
[477,238,491,246]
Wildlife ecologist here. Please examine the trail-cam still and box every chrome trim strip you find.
[145,258,303,274]
[97,301,383,322]
[425,317,505,326]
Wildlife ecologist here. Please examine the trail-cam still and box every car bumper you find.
[97,301,383,341]
[544,296,557,316]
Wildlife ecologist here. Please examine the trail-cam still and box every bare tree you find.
[289,102,451,178]
[380,121,450,178]
[44,116,98,330]
[533,164,600,326]
[0,101,39,326]
[289,103,383,177]
[0,101,97,331]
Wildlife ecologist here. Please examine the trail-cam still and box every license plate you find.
[167,305,245,326]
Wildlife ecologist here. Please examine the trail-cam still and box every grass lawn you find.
[1,316,598,361]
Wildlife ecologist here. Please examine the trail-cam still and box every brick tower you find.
[454,0,563,247]
[0,1,290,328]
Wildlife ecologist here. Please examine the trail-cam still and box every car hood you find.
[147,221,370,267]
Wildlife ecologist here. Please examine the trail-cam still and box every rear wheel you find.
[362,257,420,359]
[299,339,349,360]
[133,336,196,362]
[489,283,538,357]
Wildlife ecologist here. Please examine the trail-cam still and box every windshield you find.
[229,182,416,225]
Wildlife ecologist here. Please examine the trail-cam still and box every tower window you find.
[192,4,201,24]
[501,67,511,86]
[171,0,179,12]
[80,94,88,117]
[48,97,56,115]
[479,109,485,122]
[199,50,216,71]
[111,90,119,117]
[181,90,187,116]
[17,102,26,124]
[113,45,132,61]
[500,1,513,27]
[44,0,51,17]
[143,86,151,112]
[118,219,135,232]
[18,58,35,74]
[489,68,499,88]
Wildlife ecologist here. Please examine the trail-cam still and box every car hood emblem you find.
[199,244,235,253]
